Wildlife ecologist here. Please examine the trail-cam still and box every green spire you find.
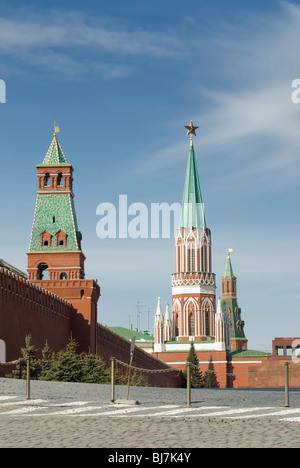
[42,133,68,165]
[223,252,235,278]
[179,143,206,229]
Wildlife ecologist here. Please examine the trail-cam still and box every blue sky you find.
[0,0,299,351]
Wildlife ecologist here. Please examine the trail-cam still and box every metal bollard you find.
[126,353,133,400]
[186,362,191,407]
[285,362,290,408]
[110,357,115,404]
[26,358,30,400]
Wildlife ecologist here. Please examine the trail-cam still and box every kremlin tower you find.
[221,250,247,350]
[153,122,246,361]
[27,127,100,353]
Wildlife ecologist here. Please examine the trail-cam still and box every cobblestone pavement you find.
[0,378,299,448]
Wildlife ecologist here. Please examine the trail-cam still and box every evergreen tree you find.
[184,342,204,388]
[38,341,55,380]
[44,337,83,382]
[204,360,219,388]
[11,335,39,379]
[82,353,110,384]
[8,336,148,387]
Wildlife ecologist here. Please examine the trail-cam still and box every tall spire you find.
[155,297,163,317]
[223,249,235,278]
[179,121,206,229]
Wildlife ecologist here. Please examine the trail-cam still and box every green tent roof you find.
[223,255,235,278]
[42,133,68,165]
[179,144,206,229]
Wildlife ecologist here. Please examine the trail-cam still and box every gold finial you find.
[53,121,60,136]
[185,120,198,146]
[228,248,233,257]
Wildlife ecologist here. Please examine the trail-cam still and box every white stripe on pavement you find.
[226,408,300,419]
[0,396,17,401]
[71,404,179,417]
[2,406,41,415]
[174,407,275,418]
[48,406,104,415]
[124,405,229,418]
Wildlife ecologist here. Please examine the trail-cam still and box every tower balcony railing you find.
[172,271,215,287]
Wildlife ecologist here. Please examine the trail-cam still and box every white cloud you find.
[125,2,300,189]
[0,12,183,77]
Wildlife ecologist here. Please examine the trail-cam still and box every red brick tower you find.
[221,250,247,350]
[27,128,100,353]
[171,122,216,342]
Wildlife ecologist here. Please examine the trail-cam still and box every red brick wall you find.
[0,270,182,387]
[97,324,182,388]
[0,268,72,365]
[228,355,300,388]
[152,350,228,388]
[33,279,100,354]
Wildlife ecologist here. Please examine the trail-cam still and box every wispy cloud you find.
[0,11,183,78]
[126,2,300,189]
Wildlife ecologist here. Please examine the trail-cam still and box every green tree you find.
[38,340,55,380]
[184,342,204,388]
[11,334,39,379]
[81,353,110,383]
[204,360,219,388]
[43,337,84,382]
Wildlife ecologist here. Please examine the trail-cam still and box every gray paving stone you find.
[0,378,299,448]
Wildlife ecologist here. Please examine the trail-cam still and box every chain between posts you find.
[1,358,295,407]
[112,358,297,377]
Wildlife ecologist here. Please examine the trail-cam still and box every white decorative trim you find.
[165,342,217,352]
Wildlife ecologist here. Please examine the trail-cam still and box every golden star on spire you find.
[185,120,198,145]
[185,121,198,136]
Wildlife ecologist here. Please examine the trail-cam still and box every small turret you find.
[154,297,164,352]
[164,303,172,342]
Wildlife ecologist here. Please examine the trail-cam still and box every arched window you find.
[44,173,50,186]
[55,230,67,247]
[173,299,181,338]
[201,244,206,271]
[57,173,63,187]
[205,312,210,336]
[60,272,67,280]
[227,281,230,293]
[189,314,195,336]
[37,263,49,280]
[201,299,214,337]
[188,243,194,271]
[185,299,196,336]
[40,231,52,247]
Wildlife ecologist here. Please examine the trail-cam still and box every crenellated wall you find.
[0,268,72,364]
[0,269,182,387]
